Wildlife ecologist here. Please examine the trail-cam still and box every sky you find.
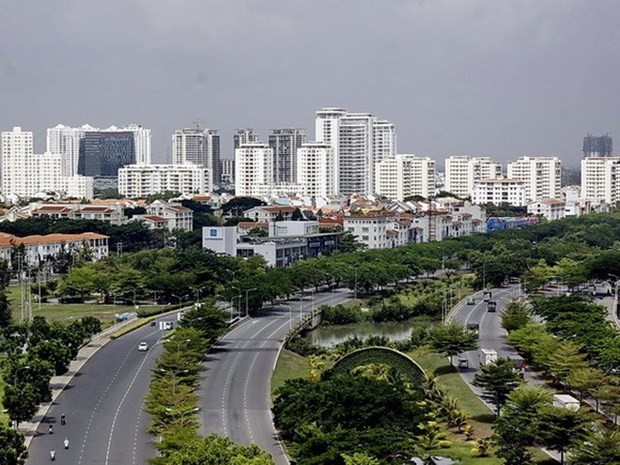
[1,0,619,167]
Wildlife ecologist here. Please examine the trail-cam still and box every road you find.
[199,288,351,465]
[26,314,180,465]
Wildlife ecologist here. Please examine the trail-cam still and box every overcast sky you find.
[1,0,618,167]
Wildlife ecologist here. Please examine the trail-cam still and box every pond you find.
[304,318,428,347]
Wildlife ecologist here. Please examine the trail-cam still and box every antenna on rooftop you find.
[193,119,204,130]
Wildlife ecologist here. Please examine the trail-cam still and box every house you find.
[527,199,566,221]
[141,200,193,232]
[244,206,297,222]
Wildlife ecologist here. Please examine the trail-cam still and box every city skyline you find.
[1,1,618,166]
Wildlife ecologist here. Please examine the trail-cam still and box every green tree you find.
[0,291,12,328]
[3,383,39,427]
[566,368,608,403]
[548,341,589,387]
[473,358,522,415]
[501,298,531,332]
[0,422,28,465]
[30,339,71,375]
[341,452,381,465]
[178,302,228,342]
[428,322,478,365]
[156,433,274,465]
[536,406,591,465]
[598,336,620,375]
[569,427,620,465]
[338,232,366,253]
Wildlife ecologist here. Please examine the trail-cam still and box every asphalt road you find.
[199,288,351,465]
[26,314,180,465]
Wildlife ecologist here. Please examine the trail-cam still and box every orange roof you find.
[166,205,191,212]
[192,195,212,201]
[238,222,268,228]
[34,206,72,212]
[0,232,108,248]
[79,206,115,213]
[142,215,167,222]
[261,206,295,213]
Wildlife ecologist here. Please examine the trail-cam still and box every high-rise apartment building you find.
[296,143,335,198]
[375,155,435,201]
[171,128,220,185]
[47,124,151,176]
[507,156,562,202]
[315,108,396,196]
[580,157,620,204]
[235,143,274,197]
[583,134,612,158]
[2,127,93,199]
[221,159,235,184]
[444,156,502,198]
[118,164,212,198]
[233,128,259,151]
[78,131,135,179]
[269,128,306,183]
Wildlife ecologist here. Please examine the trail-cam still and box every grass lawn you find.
[271,349,308,396]
[7,285,159,328]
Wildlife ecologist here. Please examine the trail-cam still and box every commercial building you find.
[580,156,620,204]
[374,154,435,201]
[444,156,502,198]
[269,128,306,183]
[202,220,340,267]
[234,143,274,197]
[220,158,235,184]
[2,127,93,199]
[47,124,151,176]
[78,131,135,180]
[471,178,527,207]
[296,143,335,197]
[0,232,109,267]
[507,156,562,202]
[118,164,212,197]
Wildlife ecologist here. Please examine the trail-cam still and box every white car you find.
[138,342,149,352]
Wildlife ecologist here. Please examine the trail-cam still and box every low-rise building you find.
[31,203,126,225]
[527,199,566,220]
[0,232,108,267]
[244,206,297,222]
[142,200,193,232]
[472,178,527,207]
[118,163,212,198]
[202,220,340,267]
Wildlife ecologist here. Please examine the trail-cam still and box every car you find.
[458,358,469,369]
[138,342,149,352]
[467,298,476,305]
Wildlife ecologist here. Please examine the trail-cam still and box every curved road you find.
[26,314,179,465]
[199,288,351,465]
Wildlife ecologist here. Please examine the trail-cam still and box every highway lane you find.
[26,314,180,465]
[199,288,351,465]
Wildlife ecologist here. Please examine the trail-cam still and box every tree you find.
[0,291,12,328]
[428,322,478,365]
[30,339,71,375]
[3,383,39,427]
[473,358,522,415]
[536,406,591,465]
[156,433,274,465]
[548,341,589,387]
[569,428,620,465]
[341,452,381,465]
[0,422,27,465]
[598,336,620,375]
[178,303,228,342]
[338,232,366,253]
[291,207,305,221]
[566,368,608,403]
[501,298,531,332]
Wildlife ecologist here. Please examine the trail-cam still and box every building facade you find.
[507,156,562,202]
[2,127,93,199]
[471,178,527,207]
[445,156,503,198]
[374,154,435,201]
[234,143,274,197]
[118,164,212,197]
[296,143,335,197]
[220,158,235,184]
[583,134,612,158]
[527,199,566,220]
[269,128,306,184]
[78,131,136,179]
[580,156,620,204]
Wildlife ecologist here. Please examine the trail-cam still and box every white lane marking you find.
[104,342,160,465]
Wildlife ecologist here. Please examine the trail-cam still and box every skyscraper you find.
[507,156,562,202]
[444,156,503,198]
[233,128,259,151]
[297,143,335,197]
[78,131,135,178]
[269,128,306,183]
[234,143,273,197]
[583,134,612,158]
[47,124,151,175]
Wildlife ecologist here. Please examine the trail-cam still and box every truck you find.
[553,394,580,411]
[479,348,498,366]
[487,300,497,312]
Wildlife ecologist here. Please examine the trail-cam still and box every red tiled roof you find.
[0,232,108,248]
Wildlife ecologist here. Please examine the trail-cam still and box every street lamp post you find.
[282,304,293,329]
[609,274,618,319]
[14,365,30,387]
[231,286,242,318]
[245,288,256,317]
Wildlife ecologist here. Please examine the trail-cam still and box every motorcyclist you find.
[50,449,56,461]
[64,438,69,449]
[48,424,53,434]
[60,413,66,425]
